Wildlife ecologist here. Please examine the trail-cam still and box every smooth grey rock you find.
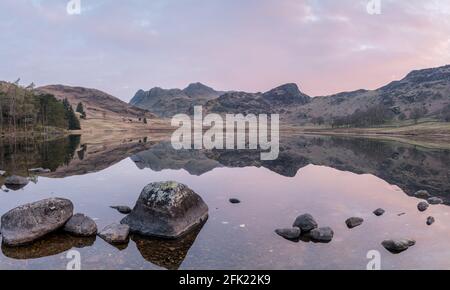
[98,223,130,244]
[310,227,334,243]
[414,190,431,199]
[427,197,443,205]
[4,175,29,190]
[417,202,429,212]
[121,181,209,239]
[293,214,318,232]
[229,198,241,204]
[427,216,435,226]
[382,239,415,253]
[1,198,74,246]
[373,208,385,216]
[275,228,301,240]
[63,213,97,236]
[345,217,364,229]
[110,206,132,214]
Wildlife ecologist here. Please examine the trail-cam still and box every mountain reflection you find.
[1,134,449,203]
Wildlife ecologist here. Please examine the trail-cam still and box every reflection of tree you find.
[0,135,81,176]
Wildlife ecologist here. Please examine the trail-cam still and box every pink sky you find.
[1,0,450,101]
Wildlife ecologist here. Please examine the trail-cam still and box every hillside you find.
[293,65,450,124]
[37,85,155,120]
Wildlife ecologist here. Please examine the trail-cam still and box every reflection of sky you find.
[1,158,450,269]
[1,0,450,101]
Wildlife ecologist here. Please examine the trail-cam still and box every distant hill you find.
[129,82,223,117]
[130,65,450,125]
[38,85,155,120]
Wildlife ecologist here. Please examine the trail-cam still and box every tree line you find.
[0,80,82,134]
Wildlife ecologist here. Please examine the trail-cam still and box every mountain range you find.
[130,65,450,124]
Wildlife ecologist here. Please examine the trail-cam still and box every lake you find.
[0,133,449,270]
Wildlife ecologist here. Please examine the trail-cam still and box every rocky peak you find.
[183,82,220,99]
[262,83,310,105]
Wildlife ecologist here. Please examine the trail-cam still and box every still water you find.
[0,134,450,270]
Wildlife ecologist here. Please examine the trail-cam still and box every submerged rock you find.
[275,228,301,240]
[310,227,334,243]
[382,239,415,254]
[28,168,51,174]
[417,202,429,212]
[373,208,385,216]
[110,206,132,214]
[1,198,74,246]
[63,213,97,236]
[345,217,364,229]
[414,190,431,199]
[229,198,241,204]
[427,216,435,226]
[4,175,29,190]
[98,223,130,244]
[293,214,318,232]
[427,197,443,205]
[121,181,209,239]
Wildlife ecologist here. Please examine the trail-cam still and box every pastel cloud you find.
[0,0,449,101]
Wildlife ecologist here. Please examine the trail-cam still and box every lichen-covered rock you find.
[121,181,209,239]
[1,198,74,246]
[98,223,130,244]
[63,213,97,236]
[382,239,415,253]
[292,214,318,232]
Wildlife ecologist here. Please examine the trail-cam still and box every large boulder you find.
[1,198,74,246]
[63,213,97,237]
[121,181,209,239]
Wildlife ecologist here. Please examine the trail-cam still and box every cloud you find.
[0,0,449,101]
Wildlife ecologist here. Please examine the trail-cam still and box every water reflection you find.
[132,223,205,270]
[2,232,95,260]
[130,136,450,202]
[1,134,450,202]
